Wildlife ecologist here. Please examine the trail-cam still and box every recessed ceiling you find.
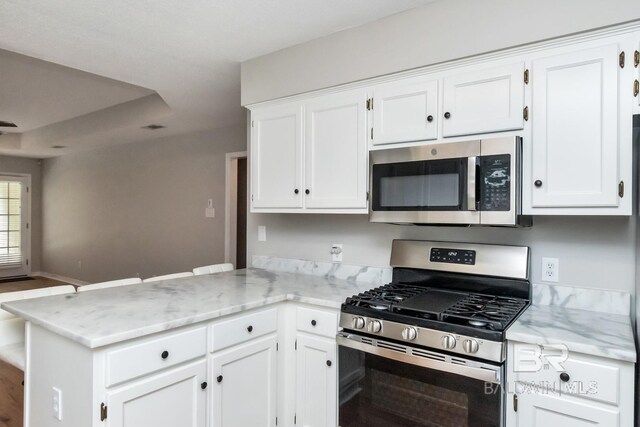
[0,0,439,157]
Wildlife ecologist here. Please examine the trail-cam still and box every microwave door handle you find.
[467,157,477,211]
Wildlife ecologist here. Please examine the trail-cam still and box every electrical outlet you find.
[541,257,559,282]
[331,244,343,262]
[52,387,62,420]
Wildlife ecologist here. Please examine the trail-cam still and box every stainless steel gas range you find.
[337,240,530,427]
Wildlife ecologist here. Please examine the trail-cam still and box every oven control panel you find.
[430,248,476,265]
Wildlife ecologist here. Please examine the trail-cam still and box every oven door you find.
[369,140,481,224]
[337,333,503,427]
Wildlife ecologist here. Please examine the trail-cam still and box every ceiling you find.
[0,0,438,158]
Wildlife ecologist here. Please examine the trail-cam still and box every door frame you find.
[0,173,31,277]
[224,151,248,268]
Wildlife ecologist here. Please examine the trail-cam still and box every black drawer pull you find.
[326,360,332,367]
[427,115,434,122]
[247,325,253,333]
[201,382,208,390]
[444,112,451,119]
[560,372,570,382]
[161,350,169,360]
[534,180,543,188]
[217,375,223,383]
[311,320,317,326]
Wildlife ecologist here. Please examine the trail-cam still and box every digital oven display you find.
[429,248,476,265]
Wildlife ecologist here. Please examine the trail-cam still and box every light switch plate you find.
[52,387,62,420]
[258,225,267,242]
[205,208,215,218]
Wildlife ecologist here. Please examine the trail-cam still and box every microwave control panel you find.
[479,154,511,211]
[430,248,476,265]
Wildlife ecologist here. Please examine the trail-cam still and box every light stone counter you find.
[1,268,376,349]
[507,284,636,362]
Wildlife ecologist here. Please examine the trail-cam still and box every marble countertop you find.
[1,269,373,349]
[506,304,637,363]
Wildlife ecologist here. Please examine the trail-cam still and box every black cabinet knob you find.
[560,372,570,382]
[201,382,208,390]
[326,360,332,367]
[427,115,434,123]
[444,112,451,119]
[217,375,223,383]
[247,325,253,333]
[161,350,169,360]
[294,189,299,194]
[311,320,317,326]
[305,189,310,195]
[534,180,543,188]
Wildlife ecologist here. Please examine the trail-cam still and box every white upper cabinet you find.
[371,77,439,145]
[442,62,525,137]
[530,43,621,209]
[251,103,303,209]
[304,90,368,209]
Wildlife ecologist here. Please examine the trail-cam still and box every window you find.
[0,181,22,266]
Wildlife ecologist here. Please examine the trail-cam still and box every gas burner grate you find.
[442,294,527,330]
[343,284,424,312]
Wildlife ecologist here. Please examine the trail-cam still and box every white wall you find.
[241,0,640,105]
[41,125,246,283]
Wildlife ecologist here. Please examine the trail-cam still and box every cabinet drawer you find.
[514,349,620,405]
[210,308,278,352]
[106,327,207,387]
[296,306,338,338]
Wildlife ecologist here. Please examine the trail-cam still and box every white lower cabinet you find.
[295,335,337,427]
[106,360,207,427]
[211,335,278,427]
[506,341,633,427]
[513,392,620,426]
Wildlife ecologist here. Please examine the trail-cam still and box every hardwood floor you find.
[0,275,74,427]
[0,360,22,427]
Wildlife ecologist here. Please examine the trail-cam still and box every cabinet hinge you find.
[294,414,297,424]
[26,259,28,266]
[26,186,29,193]
[26,223,29,230]
[619,51,625,68]
[295,339,297,350]
[366,191,369,201]
[523,106,529,122]
[524,69,529,84]
[251,121,254,128]
[634,50,639,68]
[251,194,254,202]
[276,417,278,425]
[366,98,373,111]
[634,79,639,98]
[513,394,518,412]
[276,342,279,351]
[619,181,625,198]
[100,403,108,421]
[370,128,374,140]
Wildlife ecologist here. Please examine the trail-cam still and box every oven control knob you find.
[441,335,457,349]
[401,327,417,341]
[463,339,480,354]
[351,317,365,329]
[367,320,382,333]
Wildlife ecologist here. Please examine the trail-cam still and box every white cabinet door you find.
[107,360,206,427]
[515,393,620,427]
[295,335,337,427]
[531,44,620,208]
[304,90,368,209]
[442,62,525,136]
[371,77,438,145]
[251,103,303,209]
[211,335,278,427]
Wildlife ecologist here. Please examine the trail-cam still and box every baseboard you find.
[31,271,89,287]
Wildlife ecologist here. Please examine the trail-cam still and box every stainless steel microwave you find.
[369,136,531,226]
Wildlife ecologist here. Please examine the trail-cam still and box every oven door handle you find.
[337,334,501,384]
[467,156,477,211]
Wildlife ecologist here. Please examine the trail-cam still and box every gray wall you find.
[0,155,42,272]
[241,0,640,105]
[41,125,246,283]
[243,1,640,295]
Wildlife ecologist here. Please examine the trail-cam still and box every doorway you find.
[225,152,248,269]
[0,175,30,278]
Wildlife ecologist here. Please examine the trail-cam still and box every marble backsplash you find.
[532,282,631,316]
[251,255,392,285]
